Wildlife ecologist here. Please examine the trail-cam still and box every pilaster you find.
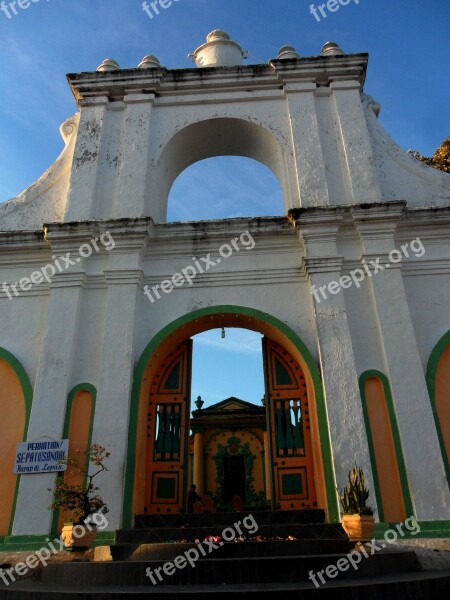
[13,268,85,535]
[331,81,382,204]
[284,82,330,207]
[352,203,450,519]
[115,92,155,218]
[292,208,377,509]
[64,96,111,221]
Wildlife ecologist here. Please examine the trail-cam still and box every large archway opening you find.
[154,118,294,222]
[124,307,338,525]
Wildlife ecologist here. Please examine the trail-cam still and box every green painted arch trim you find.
[0,347,33,536]
[359,370,414,521]
[122,305,339,527]
[0,348,33,430]
[426,330,450,486]
[62,383,97,442]
[50,383,97,535]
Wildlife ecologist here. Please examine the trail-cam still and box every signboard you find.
[14,440,69,474]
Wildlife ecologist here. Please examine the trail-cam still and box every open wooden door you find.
[145,340,193,513]
[263,337,317,510]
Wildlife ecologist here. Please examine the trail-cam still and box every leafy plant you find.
[338,464,374,516]
[408,135,450,174]
[48,444,110,524]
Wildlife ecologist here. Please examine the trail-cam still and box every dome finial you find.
[321,41,345,57]
[96,58,120,72]
[277,45,301,60]
[189,30,248,68]
[138,55,162,69]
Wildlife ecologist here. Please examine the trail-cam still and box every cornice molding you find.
[67,54,369,102]
[302,256,344,275]
[142,266,307,288]
[48,272,87,288]
[104,269,144,286]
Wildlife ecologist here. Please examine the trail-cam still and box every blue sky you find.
[1,0,449,406]
[191,329,265,407]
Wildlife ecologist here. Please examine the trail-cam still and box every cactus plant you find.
[338,464,374,516]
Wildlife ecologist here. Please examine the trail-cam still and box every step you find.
[115,522,346,544]
[37,552,420,586]
[133,509,325,529]
[1,571,449,599]
[112,538,355,561]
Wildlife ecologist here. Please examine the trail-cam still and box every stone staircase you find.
[1,510,449,598]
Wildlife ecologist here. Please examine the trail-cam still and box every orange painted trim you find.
[50,384,96,534]
[426,331,450,486]
[359,370,414,521]
[0,348,33,536]
[126,308,334,524]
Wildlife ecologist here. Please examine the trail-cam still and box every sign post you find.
[13,439,69,474]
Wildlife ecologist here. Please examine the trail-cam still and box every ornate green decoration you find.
[212,436,265,507]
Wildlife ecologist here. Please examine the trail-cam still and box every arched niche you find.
[0,348,32,537]
[53,384,97,532]
[359,371,413,522]
[154,118,293,222]
[426,331,450,487]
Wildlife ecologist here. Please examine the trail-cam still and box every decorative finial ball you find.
[277,45,301,60]
[96,58,120,72]
[206,29,231,43]
[138,55,162,69]
[321,41,345,57]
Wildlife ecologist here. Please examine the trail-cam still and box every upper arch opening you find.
[167,156,283,222]
[155,118,290,222]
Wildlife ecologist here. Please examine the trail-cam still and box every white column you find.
[331,81,382,204]
[115,93,154,219]
[285,82,330,207]
[90,269,141,531]
[294,209,377,513]
[82,216,151,530]
[13,274,85,535]
[64,96,110,222]
[353,204,450,520]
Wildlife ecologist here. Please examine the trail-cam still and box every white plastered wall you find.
[0,55,450,533]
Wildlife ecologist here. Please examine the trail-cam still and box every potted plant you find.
[49,444,110,550]
[338,464,375,541]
